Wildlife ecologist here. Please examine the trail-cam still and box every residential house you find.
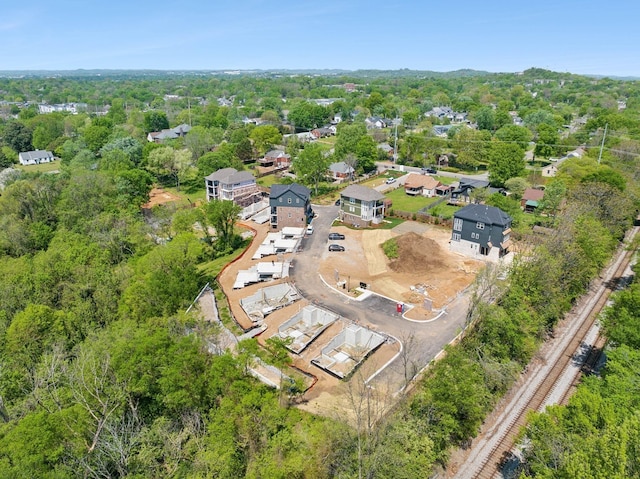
[18,150,54,165]
[521,188,545,213]
[147,123,192,143]
[425,106,453,120]
[541,163,558,177]
[436,154,450,167]
[450,204,512,261]
[269,183,313,231]
[38,102,88,115]
[339,185,385,227]
[328,161,355,181]
[283,132,315,144]
[365,117,387,129]
[311,127,333,139]
[435,184,454,197]
[403,173,441,197]
[260,149,291,168]
[377,143,394,158]
[205,168,260,206]
[450,178,490,204]
[432,125,453,137]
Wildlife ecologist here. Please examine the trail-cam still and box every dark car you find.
[421,167,437,174]
[328,233,345,240]
[334,198,341,206]
[328,244,345,252]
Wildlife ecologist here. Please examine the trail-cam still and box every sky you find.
[1,0,639,77]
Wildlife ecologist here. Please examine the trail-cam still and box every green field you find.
[384,187,441,213]
[257,174,281,188]
[16,161,61,173]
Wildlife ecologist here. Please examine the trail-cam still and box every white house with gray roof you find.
[147,123,192,143]
[205,168,260,206]
[18,150,55,165]
[339,184,385,226]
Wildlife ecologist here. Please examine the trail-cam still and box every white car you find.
[306,224,314,235]
[385,177,396,184]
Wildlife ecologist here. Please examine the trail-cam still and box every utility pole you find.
[597,123,608,164]
[187,96,192,127]
[393,116,398,163]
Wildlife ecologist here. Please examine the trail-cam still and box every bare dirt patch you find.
[320,223,483,313]
[143,187,181,208]
[388,232,448,273]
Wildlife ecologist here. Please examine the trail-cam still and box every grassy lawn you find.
[385,188,439,213]
[198,239,250,278]
[315,136,337,148]
[16,161,61,173]
[165,185,207,206]
[257,174,281,188]
[428,203,460,220]
[434,175,456,185]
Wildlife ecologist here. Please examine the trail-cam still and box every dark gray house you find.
[450,178,491,204]
[270,183,313,230]
[450,204,512,261]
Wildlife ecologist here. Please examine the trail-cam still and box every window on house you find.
[288,213,291,218]
[279,198,282,203]
[476,222,485,230]
[452,233,461,241]
[296,198,300,203]
[453,218,463,231]
[288,198,292,204]
[349,206,355,213]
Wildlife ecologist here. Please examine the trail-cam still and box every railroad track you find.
[456,227,638,479]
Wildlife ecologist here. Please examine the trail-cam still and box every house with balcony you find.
[269,183,313,231]
[259,149,291,168]
[204,168,260,206]
[450,204,512,262]
[339,185,385,227]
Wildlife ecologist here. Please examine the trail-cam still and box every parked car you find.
[421,167,437,174]
[385,177,396,184]
[328,233,345,240]
[334,198,341,206]
[306,224,314,235]
[328,244,345,252]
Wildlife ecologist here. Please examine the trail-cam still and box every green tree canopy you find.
[488,141,526,187]
[292,143,330,195]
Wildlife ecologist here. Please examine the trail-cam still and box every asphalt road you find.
[290,204,472,391]
[376,161,489,181]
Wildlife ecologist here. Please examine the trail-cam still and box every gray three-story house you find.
[450,204,512,261]
[270,183,313,231]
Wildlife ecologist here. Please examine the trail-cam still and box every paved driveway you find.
[290,204,471,391]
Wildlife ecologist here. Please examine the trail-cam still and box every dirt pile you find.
[388,232,448,273]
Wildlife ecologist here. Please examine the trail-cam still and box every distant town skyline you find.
[2,0,639,78]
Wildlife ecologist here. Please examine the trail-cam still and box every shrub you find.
[382,238,399,259]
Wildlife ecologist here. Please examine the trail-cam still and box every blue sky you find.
[1,0,638,76]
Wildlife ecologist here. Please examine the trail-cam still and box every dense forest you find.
[0,69,638,477]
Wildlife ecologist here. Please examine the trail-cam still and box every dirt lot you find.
[215,219,482,417]
[143,187,181,208]
[319,223,483,319]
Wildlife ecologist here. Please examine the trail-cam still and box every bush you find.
[382,238,398,259]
